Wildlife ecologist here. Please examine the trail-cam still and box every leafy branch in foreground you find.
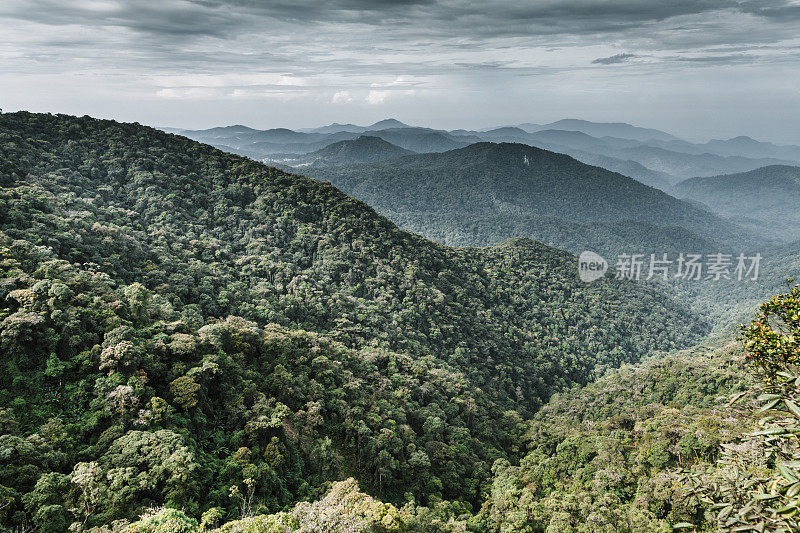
[683,281,800,532]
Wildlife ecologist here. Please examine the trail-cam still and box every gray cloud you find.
[1,0,800,143]
[592,53,637,64]
[2,0,796,42]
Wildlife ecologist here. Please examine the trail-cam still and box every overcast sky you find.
[2,0,800,142]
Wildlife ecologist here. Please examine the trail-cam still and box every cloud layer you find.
[1,0,799,141]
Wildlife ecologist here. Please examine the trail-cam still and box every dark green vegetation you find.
[299,142,752,256]
[0,112,709,531]
[3,110,799,533]
[479,342,753,532]
[104,341,757,532]
[682,282,800,532]
[297,143,800,334]
[674,165,800,241]
[110,284,800,533]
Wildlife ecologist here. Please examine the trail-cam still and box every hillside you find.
[300,142,754,254]
[479,342,753,531]
[0,112,707,530]
[170,120,800,187]
[673,165,800,241]
[366,128,474,153]
[266,136,413,166]
[176,124,474,156]
[508,130,795,181]
[110,341,757,532]
[563,150,675,190]
[611,144,794,179]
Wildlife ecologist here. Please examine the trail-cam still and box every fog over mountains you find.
[168,118,800,188]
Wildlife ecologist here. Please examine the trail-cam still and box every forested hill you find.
[269,135,414,166]
[0,112,707,406]
[673,165,800,241]
[0,112,706,529]
[299,142,755,252]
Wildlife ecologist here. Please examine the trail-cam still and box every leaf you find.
[759,398,782,412]
[758,394,783,401]
[754,427,789,436]
[786,399,800,419]
[754,493,780,500]
[778,464,800,482]
[672,523,694,530]
[786,481,800,497]
[776,504,797,517]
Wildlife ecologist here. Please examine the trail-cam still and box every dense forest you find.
[296,142,756,256]
[294,143,800,334]
[104,283,800,533]
[0,112,712,531]
[2,111,799,532]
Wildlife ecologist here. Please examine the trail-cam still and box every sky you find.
[2,0,800,143]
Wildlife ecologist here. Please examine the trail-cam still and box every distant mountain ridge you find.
[298,142,756,254]
[266,135,413,166]
[164,118,800,187]
[519,118,680,142]
[674,165,800,241]
[297,117,411,134]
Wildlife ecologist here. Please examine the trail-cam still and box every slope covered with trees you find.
[87,340,758,532]
[0,112,706,531]
[673,165,800,241]
[299,142,756,256]
[69,283,800,533]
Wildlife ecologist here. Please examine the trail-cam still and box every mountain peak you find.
[290,135,413,165]
[368,118,409,130]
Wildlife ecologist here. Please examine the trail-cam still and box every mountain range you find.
[297,141,755,253]
[0,112,713,528]
[169,118,800,187]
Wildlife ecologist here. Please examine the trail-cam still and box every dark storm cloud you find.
[2,0,799,79]
[592,53,637,64]
[740,0,800,20]
[0,0,239,36]
[3,0,798,43]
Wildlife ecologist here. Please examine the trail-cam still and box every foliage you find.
[682,281,800,531]
[299,142,752,256]
[475,344,752,532]
[0,111,708,531]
